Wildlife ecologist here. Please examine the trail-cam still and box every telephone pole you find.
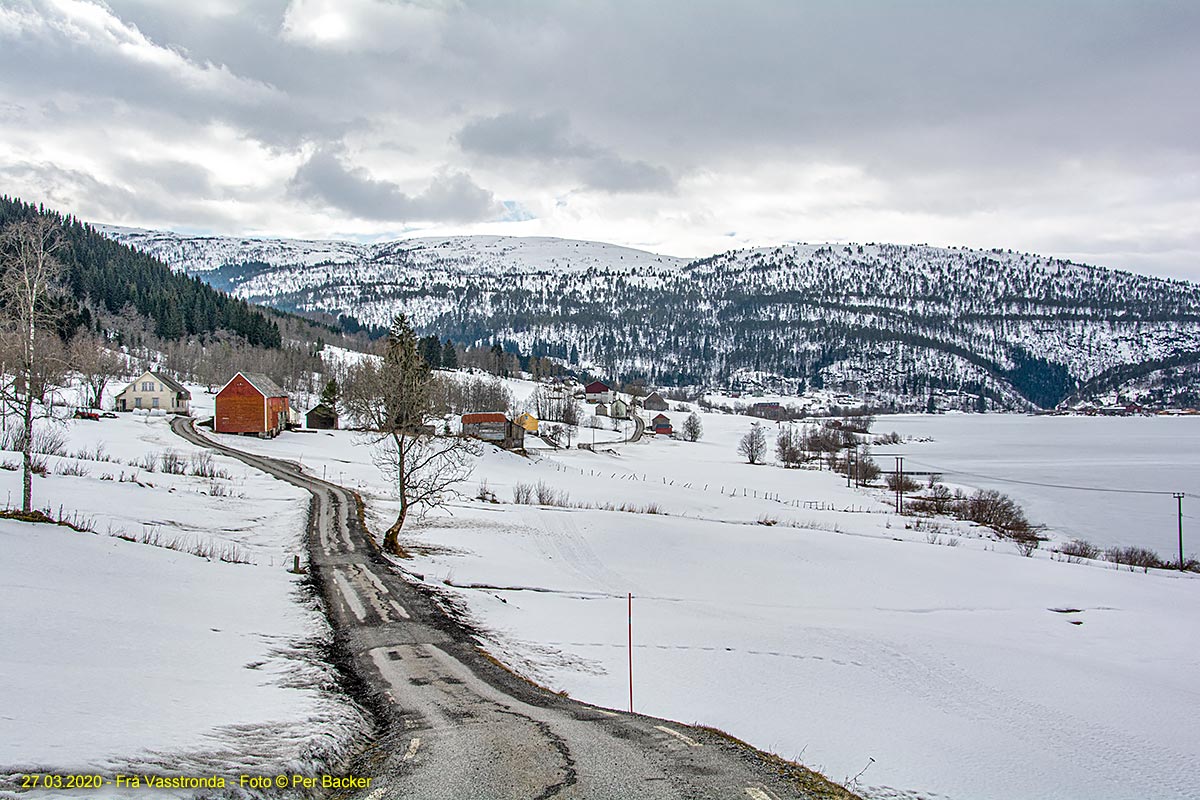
[894,455,905,514]
[1175,492,1186,571]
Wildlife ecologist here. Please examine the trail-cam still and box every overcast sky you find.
[1,0,1198,279]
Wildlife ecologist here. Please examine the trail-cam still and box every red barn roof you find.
[584,381,610,393]
[462,412,508,424]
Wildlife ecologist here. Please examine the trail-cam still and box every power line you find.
[903,458,1188,497]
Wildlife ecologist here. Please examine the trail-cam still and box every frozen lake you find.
[874,414,1200,556]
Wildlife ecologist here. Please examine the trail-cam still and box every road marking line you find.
[745,788,776,800]
[337,500,356,551]
[360,567,390,594]
[351,567,396,621]
[332,569,368,622]
[654,725,702,747]
[389,600,411,619]
[402,737,421,761]
[317,500,331,554]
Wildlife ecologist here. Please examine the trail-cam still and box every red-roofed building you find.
[584,381,613,404]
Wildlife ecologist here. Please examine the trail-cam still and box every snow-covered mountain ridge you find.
[98,226,1200,409]
[95,226,687,275]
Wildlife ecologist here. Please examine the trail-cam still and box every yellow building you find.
[514,412,539,432]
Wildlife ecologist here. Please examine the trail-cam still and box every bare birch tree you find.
[342,314,475,553]
[0,218,67,512]
[70,333,126,409]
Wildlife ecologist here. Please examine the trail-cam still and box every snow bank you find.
[0,413,365,786]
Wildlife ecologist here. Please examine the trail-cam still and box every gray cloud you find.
[1,0,1198,276]
[289,148,500,223]
[0,159,235,228]
[457,111,585,160]
[457,110,675,193]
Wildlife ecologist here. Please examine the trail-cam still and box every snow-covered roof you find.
[119,370,191,399]
[222,371,287,399]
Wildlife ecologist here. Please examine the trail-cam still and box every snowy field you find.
[233,404,1200,800]
[0,403,364,790]
[873,414,1200,554]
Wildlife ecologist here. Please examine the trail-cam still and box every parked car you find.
[73,408,100,421]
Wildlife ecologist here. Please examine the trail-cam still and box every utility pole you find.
[894,455,905,514]
[628,592,634,713]
[1175,492,1186,571]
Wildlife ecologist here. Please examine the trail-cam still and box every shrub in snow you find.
[534,480,568,506]
[1059,538,1101,563]
[1105,545,1163,573]
[159,450,187,474]
[885,472,923,494]
[909,485,955,516]
[512,482,534,504]
[738,425,767,464]
[775,426,803,467]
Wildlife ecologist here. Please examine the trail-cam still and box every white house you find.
[610,398,630,419]
[115,370,191,414]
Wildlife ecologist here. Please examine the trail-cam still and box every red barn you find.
[215,372,290,436]
[652,413,673,435]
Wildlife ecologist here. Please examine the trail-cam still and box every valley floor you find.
[229,408,1200,800]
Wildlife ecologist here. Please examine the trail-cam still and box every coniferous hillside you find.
[0,197,281,348]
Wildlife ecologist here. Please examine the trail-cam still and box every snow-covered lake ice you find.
[874,414,1200,555]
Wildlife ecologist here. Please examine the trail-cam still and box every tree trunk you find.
[384,497,407,554]
[383,432,408,554]
[90,378,105,409]
[21,390,33,513]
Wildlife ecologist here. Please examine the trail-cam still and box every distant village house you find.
[749,401,785,421]
[642,391,669,411]
[461,412,525,450]
[306,403,339,430]
[115,370,191,415]
[609,398,629,419]
[584,381,614,404]
[651,413,672,435]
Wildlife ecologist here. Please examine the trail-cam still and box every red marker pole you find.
[628,592,634,714]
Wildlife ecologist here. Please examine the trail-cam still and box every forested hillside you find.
[1,197,282,347]
[101,229,1200,410]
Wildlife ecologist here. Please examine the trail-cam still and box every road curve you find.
[626,413,646,443]
[172,418,856,800]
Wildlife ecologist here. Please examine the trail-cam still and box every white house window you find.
[142,381,154,391]
[135,397,142,408]
[152,397,160,408]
